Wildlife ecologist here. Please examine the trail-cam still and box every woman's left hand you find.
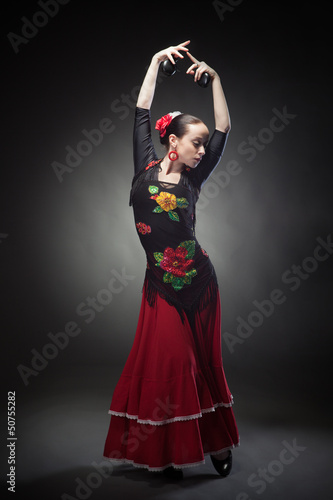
[186,52,218,82]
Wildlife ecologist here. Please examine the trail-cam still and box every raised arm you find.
[186,52,231,133]
[136,41,190,110]
[184,52,231,187]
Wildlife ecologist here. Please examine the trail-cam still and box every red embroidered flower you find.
[136,222,151,235]
[145,159,161,170]
[154,240,197,291]
[155,114,173,138]
[160,246,194,277]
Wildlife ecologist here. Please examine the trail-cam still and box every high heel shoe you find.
[162,466,184,480]
[210,450,232,477]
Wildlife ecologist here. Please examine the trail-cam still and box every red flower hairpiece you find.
[155,114,173,138]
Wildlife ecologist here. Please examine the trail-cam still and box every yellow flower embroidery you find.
[149,185,189,222]
[155,192,177,212]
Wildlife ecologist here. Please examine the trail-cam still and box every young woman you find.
[103,40,239,479]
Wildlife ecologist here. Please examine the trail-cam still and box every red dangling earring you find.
[168,150,179,161]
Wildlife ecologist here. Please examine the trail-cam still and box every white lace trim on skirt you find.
[102,442,240,472]
[108,398,234,426]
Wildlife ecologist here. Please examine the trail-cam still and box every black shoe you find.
[210,450,232,477]
[162,466,184,480]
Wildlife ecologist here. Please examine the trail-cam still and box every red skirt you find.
[103,280,239,471]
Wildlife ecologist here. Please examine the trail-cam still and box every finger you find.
[173,43,190,57]
[186,63,199,74]
[168,54,176,65]
[177,45,189,52]
[173,49,186,59]
[192,66,204,82]
[186,52,199,64]
[195,70,204,82]
[179,40,191,48]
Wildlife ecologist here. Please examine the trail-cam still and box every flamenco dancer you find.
[103,40,239,479]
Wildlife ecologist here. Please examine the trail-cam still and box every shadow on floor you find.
[15,463,226,500]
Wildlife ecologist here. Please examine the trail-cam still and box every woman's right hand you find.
[136,41,190,109]
[153,40,191,65]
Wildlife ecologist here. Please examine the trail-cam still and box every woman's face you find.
[171,122,209,169]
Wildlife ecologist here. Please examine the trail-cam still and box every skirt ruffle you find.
[103,279,239,471]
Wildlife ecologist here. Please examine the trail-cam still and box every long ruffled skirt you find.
[103,280,239,471]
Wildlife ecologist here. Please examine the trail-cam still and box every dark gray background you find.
[1,1,332,499]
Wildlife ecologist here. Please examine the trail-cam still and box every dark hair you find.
[159,113,203,146]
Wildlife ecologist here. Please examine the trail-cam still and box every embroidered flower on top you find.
[154,240,197,291]
[156,192,177,212]
[136,222,151,235]
[148,185,189,222]
[145,159,162,171]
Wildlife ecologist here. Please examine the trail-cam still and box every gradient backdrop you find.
[1,1,332,499]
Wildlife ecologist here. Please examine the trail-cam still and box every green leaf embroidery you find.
[153,206,164,213]
[187,268,197,278]
[162,272,173,283]
[183,269,197,285]
[149,185,159,194]
[168,210,179,222]
[172,277,185,291]
[154,252,164,263]
[179,240,195,259]
[176,197,189,209]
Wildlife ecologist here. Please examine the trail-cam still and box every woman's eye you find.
[193,142,200,147]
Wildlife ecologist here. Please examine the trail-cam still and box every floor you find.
[5,367,332,500]
[18,425,332,500]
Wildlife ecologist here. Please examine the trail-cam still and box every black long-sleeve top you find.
[129,107,228,321]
